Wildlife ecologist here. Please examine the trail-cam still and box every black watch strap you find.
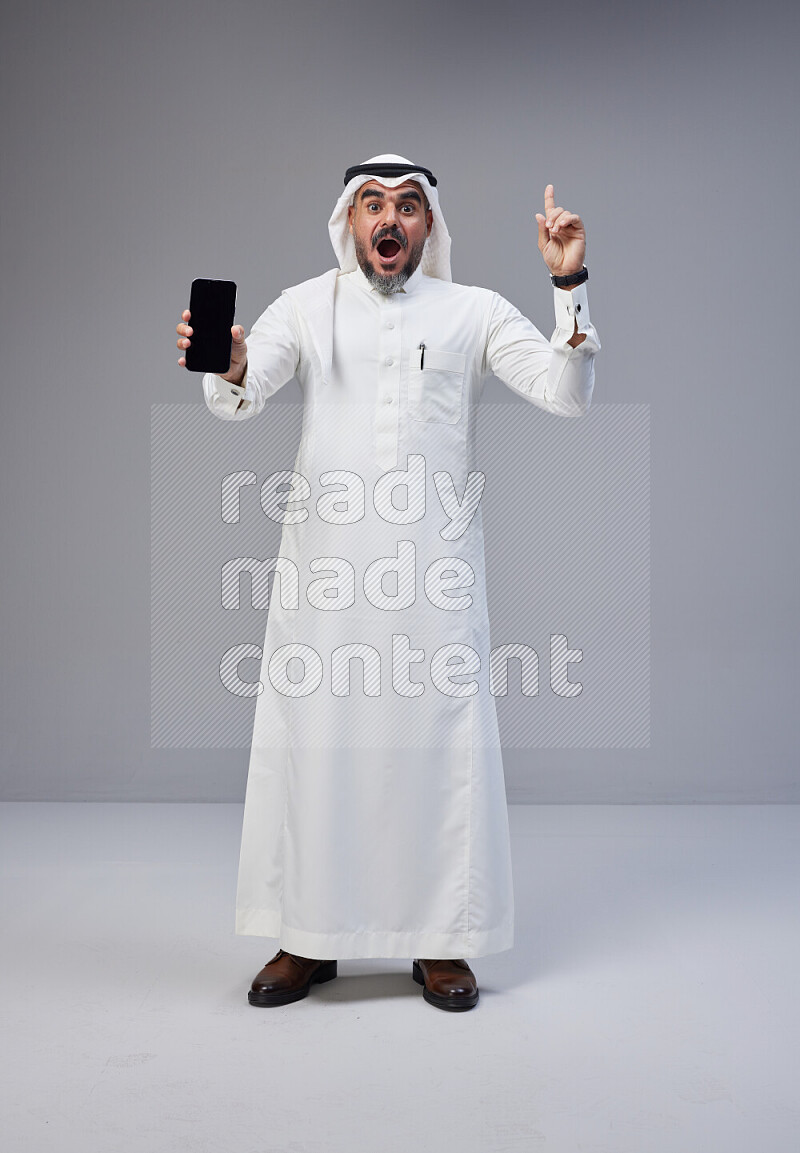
[550,266,589,288]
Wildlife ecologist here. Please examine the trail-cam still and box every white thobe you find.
[203,262,600,959]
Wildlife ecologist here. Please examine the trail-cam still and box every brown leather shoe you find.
[248,948,338,1007]
[412,958,479,1011]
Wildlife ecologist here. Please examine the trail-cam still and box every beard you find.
[353,225,427,295]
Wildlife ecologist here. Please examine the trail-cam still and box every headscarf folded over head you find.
[328,153,452,282]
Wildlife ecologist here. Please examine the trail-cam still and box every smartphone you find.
[184,279,238,373]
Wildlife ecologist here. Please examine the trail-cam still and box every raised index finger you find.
[544,184,555,216]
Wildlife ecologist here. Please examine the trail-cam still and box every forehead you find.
[356,179,425,201]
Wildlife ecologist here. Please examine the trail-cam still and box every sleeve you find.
[202,291,302,421]
[483,283,601,418]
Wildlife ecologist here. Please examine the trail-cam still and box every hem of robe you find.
[234,907,514,959]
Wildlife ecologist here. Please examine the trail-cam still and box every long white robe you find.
[203,261,599,958]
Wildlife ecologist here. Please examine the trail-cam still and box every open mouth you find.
[376,237,403,264]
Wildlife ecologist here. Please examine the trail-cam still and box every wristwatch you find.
[550,266,589,288]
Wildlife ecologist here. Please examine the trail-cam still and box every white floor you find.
[1,802,798,1152]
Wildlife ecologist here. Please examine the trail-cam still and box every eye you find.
[367,202,380,211]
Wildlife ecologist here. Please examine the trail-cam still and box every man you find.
[176,154,600,1012]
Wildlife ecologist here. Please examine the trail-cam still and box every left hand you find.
[535,184,586,277]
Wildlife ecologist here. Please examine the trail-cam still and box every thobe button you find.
[385,322,395,330]
[385,357,394,366]
[384,395,393,404]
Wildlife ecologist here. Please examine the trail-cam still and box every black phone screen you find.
[184,279,237,374]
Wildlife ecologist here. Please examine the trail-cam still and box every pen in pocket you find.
[418,342,426,369]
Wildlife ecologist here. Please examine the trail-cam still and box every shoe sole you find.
[248,959,338,1007]
[412,960,479,1011]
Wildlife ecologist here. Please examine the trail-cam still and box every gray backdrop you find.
[1,0,797,801]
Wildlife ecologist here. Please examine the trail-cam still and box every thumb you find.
[535,213,548,250]
[232,325,245,343]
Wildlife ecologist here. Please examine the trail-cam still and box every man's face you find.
[347,179,433,293]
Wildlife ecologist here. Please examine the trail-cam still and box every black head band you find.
[343,162,437,188]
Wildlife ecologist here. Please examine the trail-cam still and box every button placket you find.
[376,295,401,469]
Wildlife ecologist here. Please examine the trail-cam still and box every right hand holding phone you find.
[176,309,248,385]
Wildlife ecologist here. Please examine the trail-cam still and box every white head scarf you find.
[328,153,452,282]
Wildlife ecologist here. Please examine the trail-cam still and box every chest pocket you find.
[407,347,466,425]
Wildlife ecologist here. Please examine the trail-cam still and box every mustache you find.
[372,225,408,249]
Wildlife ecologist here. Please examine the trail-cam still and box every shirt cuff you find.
[203,370,252,417]
[553,282,592,336]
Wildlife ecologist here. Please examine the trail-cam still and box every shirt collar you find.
[349,259,427,298]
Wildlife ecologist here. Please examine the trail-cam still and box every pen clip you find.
[418,341,425,369]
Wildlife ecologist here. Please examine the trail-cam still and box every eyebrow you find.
[359,186,423,206]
